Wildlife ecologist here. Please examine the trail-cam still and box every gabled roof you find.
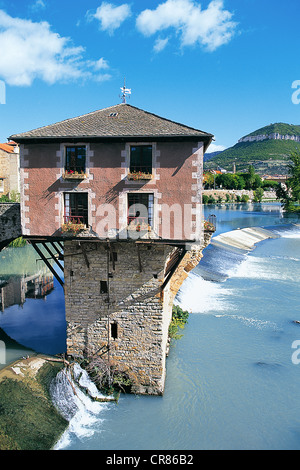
[10,103,213,146]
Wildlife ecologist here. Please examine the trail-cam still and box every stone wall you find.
[0,203,21,248]
[203,189,277,201]
[0,149,19,197]
[64,235,212,395]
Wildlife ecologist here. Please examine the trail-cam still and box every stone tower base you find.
[64,236,211,395]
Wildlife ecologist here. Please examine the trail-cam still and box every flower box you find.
[61,222,86,235]
[127,171,153,181]
[127,222,152,232]
[204,220,215,232]
[63,171,87,180]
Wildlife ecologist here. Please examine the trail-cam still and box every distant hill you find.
[203,151,222,162]
[204,123,300,175]
[240,122,300,140]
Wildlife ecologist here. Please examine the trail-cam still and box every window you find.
[100,281,108,294]
[65,146,86,175]
[110,252,118,263]
[128,193,154,228]
[130,145,152,174]
[0,179,4,193]
[111,322,118,340]
[64,192,88,226]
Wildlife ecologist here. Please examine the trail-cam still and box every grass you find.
[0,361,68,450]
[8,237,27,248]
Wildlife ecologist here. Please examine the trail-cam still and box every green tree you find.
[241,194,250,203]
[243,165,262,190]
[276,152,300,211]
[203,172,215,189]
[289,152,300,203]
[253,187,264,202]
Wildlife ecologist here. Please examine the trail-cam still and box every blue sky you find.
[0,0,299,152]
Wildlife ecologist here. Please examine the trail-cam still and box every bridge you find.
[0,203,22,251]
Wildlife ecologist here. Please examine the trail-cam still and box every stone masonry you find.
[0,203,21,249]
[64,234,212,395]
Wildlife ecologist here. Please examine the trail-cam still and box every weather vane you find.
[120,78,131,103]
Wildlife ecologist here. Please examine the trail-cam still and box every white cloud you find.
[153,37,169,53]
[0,10,110,86]
[136,0,237,52]
[87,57,110,71]
[206,142,226,153]
[31,0,46,10]
[90,2,132,34]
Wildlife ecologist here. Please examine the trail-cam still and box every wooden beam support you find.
[41,242,64,272]
[136,244,143,272]
[160,248,187,292]
[31,242,64,287]
[50,241,64,259]
[56,241,64,250]
[106,239,115,271]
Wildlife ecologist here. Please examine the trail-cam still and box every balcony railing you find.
[62,215,87,234]
[64,215,85,224]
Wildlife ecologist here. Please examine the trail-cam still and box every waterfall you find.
[50,363,115,449]
[175,223,300,314]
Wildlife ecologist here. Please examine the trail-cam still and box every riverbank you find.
[203,189,277,202]
[0,356,68,450]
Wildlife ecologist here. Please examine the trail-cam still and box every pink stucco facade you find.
[19,139,204,242]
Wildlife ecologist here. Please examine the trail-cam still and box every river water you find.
[1,203,300,450]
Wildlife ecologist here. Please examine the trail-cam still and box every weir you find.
[211,226,279,252]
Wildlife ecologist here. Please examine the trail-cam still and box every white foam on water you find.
[214,313,278,331]
[51,364,113,450]
[176,272,234,315]
[231,255,297,282]
[272,226,300,239]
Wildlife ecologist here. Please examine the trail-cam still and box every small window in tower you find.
[100,281,108,294]
[111,322,118,340]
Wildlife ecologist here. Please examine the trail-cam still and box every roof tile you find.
[10,103,213,141]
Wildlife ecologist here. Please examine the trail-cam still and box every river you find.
[1,203,300,450]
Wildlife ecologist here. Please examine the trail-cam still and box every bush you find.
[253,187,264,202]
[169,305,189,340]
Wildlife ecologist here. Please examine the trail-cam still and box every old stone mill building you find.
[9,102,214,395]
